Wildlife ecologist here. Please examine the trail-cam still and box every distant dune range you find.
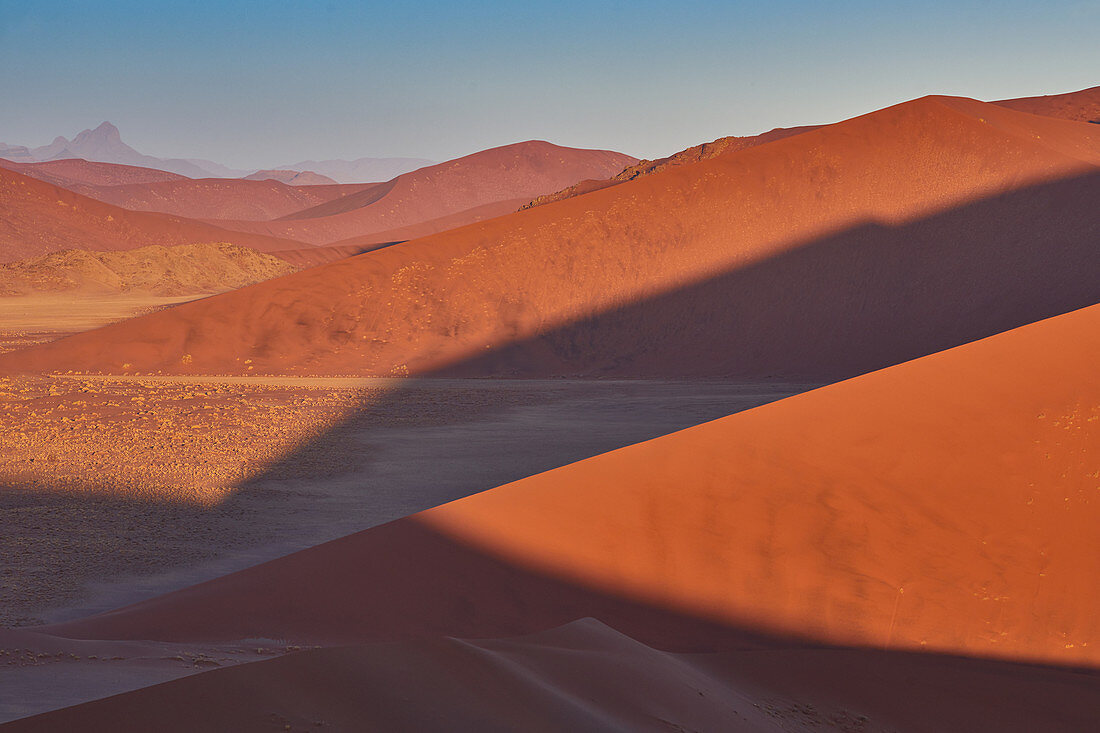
[56,177,378,221]
[241,169,337,185]
[0,166,311,263]
[209,141,638,244]
[16,303,1098,731]
[0,243,297,297]
[0,158,187,188]
[4,96,1096,379]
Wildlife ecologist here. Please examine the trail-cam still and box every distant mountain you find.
[0,142,34,162]
[243,169,338,185]
[20,122,239,178]
[277,157,436,183]
[4,122,434,182]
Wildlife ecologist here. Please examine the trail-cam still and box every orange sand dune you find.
[994,85,1100,124]
[326,196,528,249]
[241,169,337,185]
[267,242,392,268]
[209,140,637,244]
[0,166,310,262]
[8,619,1099,733]
[522,124,820,209]
[0,157,186,187]
[43,303,1100,669]
[71,177,377,221]
[4,95,1096,379]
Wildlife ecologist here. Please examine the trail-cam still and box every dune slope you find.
[46,302,1100,668]
[521,124,819,209]
[211,140,637,244]
[3,95,1097,379]
[0,158,187,188]
[71,177,377,220]
[8,619,1099,733]
[994,85,1100,124]
[0,166,309,262]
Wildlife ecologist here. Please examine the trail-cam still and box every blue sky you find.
[1,0,1096,167]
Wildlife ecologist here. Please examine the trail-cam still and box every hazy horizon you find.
[2,0,1097,169]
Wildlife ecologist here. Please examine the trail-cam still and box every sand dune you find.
[209,140,637,244]
[0,243,297,297]
[0,158,187,188]
[8,619,1099,733]
[326,197,528,249]
[68,177,377,221]
[994,85,1100,124]
[0,166,309,262]
[522,124,819,209]
[241,169,337,185]
[42,303,1100,667]
[266,242,387,268]
[3,95,1096,378]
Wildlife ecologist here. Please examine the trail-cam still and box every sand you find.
[72,178,376,221]
[0,376,802,627]
[0,294,199,354]
[4,96,1096,379]
[0,158,186,187]
[4,305,1097,729]
[0,166,308,262]
[2,88,1097,730]
[210,140,637,244]
[6,618,1100,732]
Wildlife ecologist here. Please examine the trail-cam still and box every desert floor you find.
[0,294,199,355]
[0,372,808,722]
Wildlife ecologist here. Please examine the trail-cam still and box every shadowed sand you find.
[5,304,1098,730]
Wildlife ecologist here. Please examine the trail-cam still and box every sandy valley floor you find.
[0,374,808,721]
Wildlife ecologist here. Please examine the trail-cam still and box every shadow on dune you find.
[5,169,1098,631]
[421,169,1100,380]
[4,168,1100,729]
[23,518,1100,732]
[213,168,1100,502]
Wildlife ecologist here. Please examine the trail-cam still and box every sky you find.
[1,0,1097,168]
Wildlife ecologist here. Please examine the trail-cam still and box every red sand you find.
[0,166,310,263]
[68,177,377,221]
[0,157,186,187]
[209,140,637,244]
[522,124,821,209]
[994,85,1100,124]
[3,95,1096,378]
[267,242,389,268]
[43,303,1100,668]
[326,197,528,248]
[241,169,338,185]
[8,619,1098,732]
